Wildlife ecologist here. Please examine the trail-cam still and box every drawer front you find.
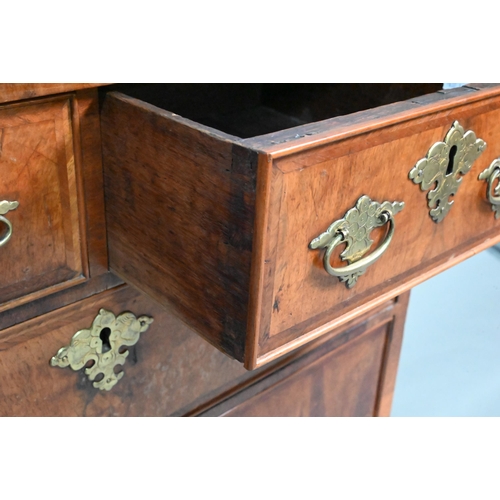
[221,324,390,417]
[252,91,500,365]
[0,97,85,309]
[102,85,500,369]
[0,285,255,417]
[0,283,407,417]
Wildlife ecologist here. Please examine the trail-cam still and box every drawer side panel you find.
[101,94,258,361]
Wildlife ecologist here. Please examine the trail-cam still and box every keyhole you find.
[100,327,112,353]
[446,145,457,175]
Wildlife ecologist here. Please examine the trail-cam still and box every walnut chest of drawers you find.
[1,83,499,416]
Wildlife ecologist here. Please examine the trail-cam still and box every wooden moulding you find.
[0,84,110,105]
[101,84,500,369]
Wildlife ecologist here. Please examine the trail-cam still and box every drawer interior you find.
[106,83,442,138]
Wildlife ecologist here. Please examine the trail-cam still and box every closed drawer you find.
[0,97,85,310]
[200,293,409,417]
[0,282,407,417]
[101,83,500,368]
[0,285,250,416]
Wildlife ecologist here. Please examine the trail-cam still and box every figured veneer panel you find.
[0,285,248,416]
[200,292,409,417]
[222,324,388,417]
[256,94,500,362]
[0,97,86,309]
[0,285,407,417]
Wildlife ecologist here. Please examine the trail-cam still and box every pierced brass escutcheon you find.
[478,158,500,219]
[0,200,19,247]
[409,120,486,223]
[309,195,404,288]
[50,309,154,391]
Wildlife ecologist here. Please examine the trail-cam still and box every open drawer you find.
[101,83,500,369]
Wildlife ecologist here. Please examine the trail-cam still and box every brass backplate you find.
[409,121,486,223]
[50,309,154,391]
[478,158,500,219]
[309,195,404,288]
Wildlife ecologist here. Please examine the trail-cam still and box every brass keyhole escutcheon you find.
[409,121,486,223]
[50,309,154,391]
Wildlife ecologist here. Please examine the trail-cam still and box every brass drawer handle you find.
[309,196,404,288]
[50,309,154,391]
[479,158,500,219]
[0,200,19,247]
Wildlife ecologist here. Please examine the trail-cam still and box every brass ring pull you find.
[309,196,404,288]
[0,200,19,247]
[478,159,500,219]
[323,212,395,280]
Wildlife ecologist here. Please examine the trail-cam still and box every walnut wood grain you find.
[252,93,500,366]
[0,285,247,416]
[0,90,118,328]
[0,283,406,417]
[0,97,85,309]
[222,326,389,417]
[101,84,500,369]
[102,93,258,362]
[199,292,408,417]
[0,84,110,105]
[0,272,122,331]
[375,292,410,417]
[73,89,109,275]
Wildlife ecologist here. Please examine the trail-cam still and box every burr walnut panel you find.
[0,285,250,416]
[0,97,86,311]
[0,284,407,417]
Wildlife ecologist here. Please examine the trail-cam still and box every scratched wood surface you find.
[102,93,258,362]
